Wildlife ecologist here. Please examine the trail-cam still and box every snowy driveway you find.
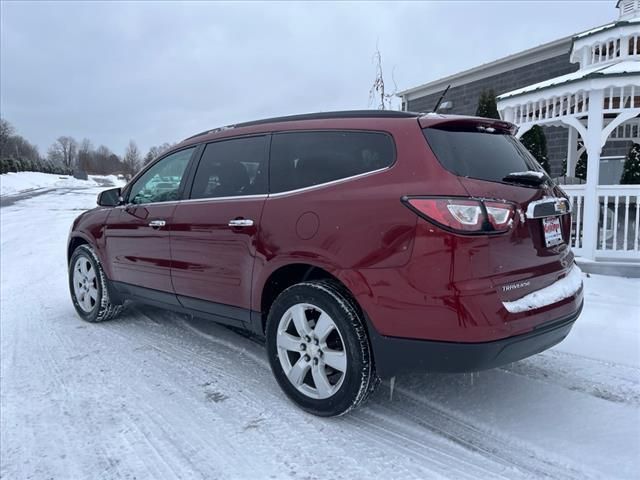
[1,185,639,480]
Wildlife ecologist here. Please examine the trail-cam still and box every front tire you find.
[266,280,377,416]
[69,244,122,322]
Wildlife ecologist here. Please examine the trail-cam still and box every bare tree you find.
[143,142,174,165]
[77,138,93,172]
[47,136,78,169]
[123,140,141,177]
[368,43,398,110]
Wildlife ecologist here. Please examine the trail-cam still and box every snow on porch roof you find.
[572,16,639,40]
[497,60,640,100]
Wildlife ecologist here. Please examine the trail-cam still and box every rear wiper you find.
[502,171,547,186]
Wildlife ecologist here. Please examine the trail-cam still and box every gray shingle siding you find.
[406,53,578,116]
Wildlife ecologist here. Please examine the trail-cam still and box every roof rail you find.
[183,110,420,141]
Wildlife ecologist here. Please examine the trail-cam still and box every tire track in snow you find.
[106,311,427,479]
[500,349,640,407]
[3,315,130,480]
[59,320,269,479]
[172,310,586,480]
[100,307,510,479]
[367,388,592,480]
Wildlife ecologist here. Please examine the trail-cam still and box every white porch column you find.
[580,89,604,260]
[566,126,578,176]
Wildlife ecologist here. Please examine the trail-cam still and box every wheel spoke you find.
[291,304,311,337]
[86,268,96,281]
[88,288,98,301]
[312,364,333,397]
[79,293,87,310]
[313,313,333,342]
[277,332,301,352]
[323,349,347,372]
[80,260,88,275]
[287,357,309,386]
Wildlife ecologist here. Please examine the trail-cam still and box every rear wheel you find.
[266,280,377,416]
[69,244,122,322]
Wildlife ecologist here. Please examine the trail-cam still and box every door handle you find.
[228,218,254,227]
[148,220,166,228]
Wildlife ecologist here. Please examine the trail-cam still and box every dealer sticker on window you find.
[543,216,563,247]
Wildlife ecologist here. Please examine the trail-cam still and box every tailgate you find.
[459,176,573,301]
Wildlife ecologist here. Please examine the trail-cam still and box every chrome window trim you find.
[116,193,269,208]
[267,166,390,198]
[181,194,269,204]
[117,166,390,206]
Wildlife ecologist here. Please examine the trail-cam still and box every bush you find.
[620,143,640,184]
[475,89,500,119]
[520,125,550,174]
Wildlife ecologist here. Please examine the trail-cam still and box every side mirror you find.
[97,187,122,207]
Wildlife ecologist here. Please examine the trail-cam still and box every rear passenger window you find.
[190,136,267,199]
[270,131,395,193]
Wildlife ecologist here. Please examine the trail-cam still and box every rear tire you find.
[69,244,122,323]
[266,280,377,416]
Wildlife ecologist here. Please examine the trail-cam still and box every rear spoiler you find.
[418,114,518,136]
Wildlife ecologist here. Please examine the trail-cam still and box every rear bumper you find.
[368,301,583,378]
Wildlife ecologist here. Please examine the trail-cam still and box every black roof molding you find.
[184,110,419,141]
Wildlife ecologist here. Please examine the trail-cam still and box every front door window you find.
[128,147,195,204]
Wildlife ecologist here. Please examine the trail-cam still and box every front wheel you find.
[69,244,122,322]
[266,280,377,416]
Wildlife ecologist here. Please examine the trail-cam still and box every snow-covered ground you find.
[0,171,122,196]
[1,184,639,480]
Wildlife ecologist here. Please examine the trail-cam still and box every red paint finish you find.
[104,203,177,293]
[69,112,582,352]
[170,196,266,309]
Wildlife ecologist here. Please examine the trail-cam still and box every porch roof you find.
[498,61,640,100]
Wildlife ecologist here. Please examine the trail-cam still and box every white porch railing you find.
[563,184,640,259]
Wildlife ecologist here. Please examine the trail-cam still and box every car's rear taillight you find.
[484,201,516,233]
[402,196,516,234]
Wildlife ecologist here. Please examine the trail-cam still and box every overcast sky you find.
[1,1,613,156]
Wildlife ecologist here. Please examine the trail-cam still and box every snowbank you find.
[0,172,125,196]
[0,172,97,196]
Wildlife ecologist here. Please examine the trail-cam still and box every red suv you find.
[68,111,583,416]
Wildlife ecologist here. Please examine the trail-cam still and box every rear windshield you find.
[422,127,544,183]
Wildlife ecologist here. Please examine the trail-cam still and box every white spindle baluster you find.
[602,195,608,250]
[609,87,614,110]
[624,195,630,251]
[576,195,583,248]
[613,195,619,251]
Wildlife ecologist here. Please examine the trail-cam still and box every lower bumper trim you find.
[368,302,583,378]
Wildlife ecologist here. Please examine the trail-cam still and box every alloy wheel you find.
[276,303,347,399]
[72,256,98,313]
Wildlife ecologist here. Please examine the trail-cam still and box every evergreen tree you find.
[620,142,640,184]
[520,125,550,174]
[475,89,500,119]
[575,150,587,181]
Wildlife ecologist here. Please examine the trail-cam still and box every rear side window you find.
[423,127,543,183]
[190,136,267,199]
[270,131,395,193]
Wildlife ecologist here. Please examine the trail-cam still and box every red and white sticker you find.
[543,216,563,247]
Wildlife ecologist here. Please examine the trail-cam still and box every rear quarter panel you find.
[251,119,469,314]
